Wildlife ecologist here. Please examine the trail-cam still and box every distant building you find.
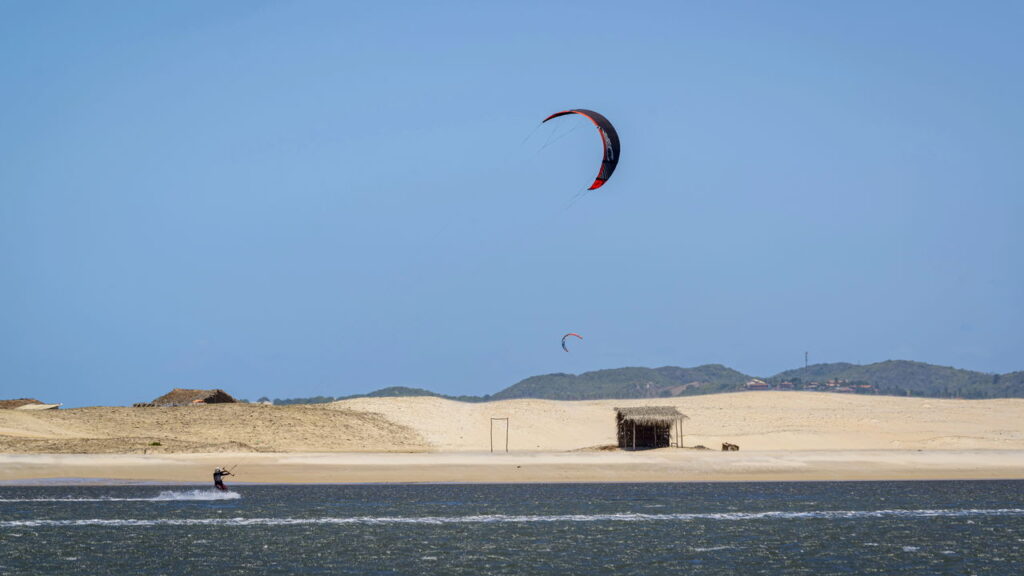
[150,388,237,407]
[745,379,771,391]
[0,398,39,409]
[0,398,57,410]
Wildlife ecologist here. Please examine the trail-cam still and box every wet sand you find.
[3,450,1023,484]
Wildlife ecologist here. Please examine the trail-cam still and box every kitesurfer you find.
[213,467,231,491]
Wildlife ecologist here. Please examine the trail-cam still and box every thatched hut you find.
[151,388,237,407]
[615,406,688,450]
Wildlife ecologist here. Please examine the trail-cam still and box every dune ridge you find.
[3,392,1023,483]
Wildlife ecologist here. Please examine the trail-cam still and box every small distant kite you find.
[542,109,620,190]
[561,332,583,352]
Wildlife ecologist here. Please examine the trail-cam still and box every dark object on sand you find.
[722,442,740,451]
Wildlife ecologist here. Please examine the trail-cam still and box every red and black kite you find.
[542,109,620,190]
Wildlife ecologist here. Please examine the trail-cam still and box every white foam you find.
[0,489,240,503]
[2,508,1023,528]
[152,489,241,501]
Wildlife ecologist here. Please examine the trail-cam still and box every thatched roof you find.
[151,388,237,406]
[615,406,688,424]
[0,398,44,410]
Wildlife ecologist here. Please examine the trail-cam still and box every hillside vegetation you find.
[772,361,1024,398]
[491,364,750,400]
[266,360,1023,404]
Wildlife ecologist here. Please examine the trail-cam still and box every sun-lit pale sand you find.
[2,392,1023,483]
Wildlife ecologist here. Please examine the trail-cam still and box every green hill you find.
[653,364,752,395]
[491,364,751,400]
[359,386,485,403]
[363,386,443,398]
[771,360,1017,398]
[267,360,1023,404]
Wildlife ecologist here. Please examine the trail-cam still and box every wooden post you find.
[632,421,636,450]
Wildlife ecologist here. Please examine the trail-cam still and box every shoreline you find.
[3,450,1023,485]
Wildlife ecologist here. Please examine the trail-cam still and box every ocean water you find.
[1,481,1022,575]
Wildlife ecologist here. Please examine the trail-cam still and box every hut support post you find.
[632,422,636,451]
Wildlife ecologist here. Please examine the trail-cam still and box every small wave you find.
[3,508,1024,528]
[152,490,241,501]
[0,490,240,503]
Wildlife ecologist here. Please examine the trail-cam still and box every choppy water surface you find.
[2,481,1022,574]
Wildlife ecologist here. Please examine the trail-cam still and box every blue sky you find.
[2,1,1021,407]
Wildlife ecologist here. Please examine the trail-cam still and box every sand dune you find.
[333,392,1024,451]
[0,404,427,454]
[2,392,1023,483]
[2,392,1023,454]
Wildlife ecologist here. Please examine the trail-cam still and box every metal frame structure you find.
[490,417,509,453]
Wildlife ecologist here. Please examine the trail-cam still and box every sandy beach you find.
[4,450,1024,484]
[2,392,1023,483]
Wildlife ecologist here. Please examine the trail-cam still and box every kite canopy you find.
[561,332,583,352]
[542,109,620,190]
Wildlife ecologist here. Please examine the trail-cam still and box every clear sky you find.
[2,1,1022,407]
